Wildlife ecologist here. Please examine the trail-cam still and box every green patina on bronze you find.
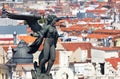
[6,11,62,79]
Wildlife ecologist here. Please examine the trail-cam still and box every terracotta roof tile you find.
[92,47,120,51]
[61,25,87,32]
[86,9,107,14]
[93,29,120,34]
[60,23,105,32]
[81,18,95,22]
[3,45,16,53]
[61,42,92,51]
[0,38,13,41]
[18,36,36,44]
[54,51,60,65]
[0,38,14,45]
[88,23,104,28]
[106,58,120,69]
[87,34,111,39]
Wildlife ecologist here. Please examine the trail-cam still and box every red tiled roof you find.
[69,25,87,31]
[93,29,120,34]
[61,42,92,51]
[60,23,105,32]
[86,9,107,14]
[54,51,60,65]
[0,38,14,45]
[81,18,95,22]
[3,45,16,53]
[88,23,104,28]
[92,47,120,51]
[61,25,87,32]
[106,58,120,69]
[18,36,36,44]
[0,38,13,41]
[87,34,111,39]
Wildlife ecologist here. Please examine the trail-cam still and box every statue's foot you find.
[38,73,53,79]
[48,73,53,79]
[45,73,53,79]
[36,68,41,77]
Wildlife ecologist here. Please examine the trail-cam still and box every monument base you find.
[38,74,53,79]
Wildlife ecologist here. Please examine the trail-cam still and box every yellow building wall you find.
[116,39,120,46]
[0,65,9,79]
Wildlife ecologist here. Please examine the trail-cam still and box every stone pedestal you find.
[38,74,53,79]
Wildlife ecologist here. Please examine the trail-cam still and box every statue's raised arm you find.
[6,11,44,54]
[6,11,42,33]
[6,11,65,79]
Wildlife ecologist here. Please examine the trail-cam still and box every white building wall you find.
[105,51,118,58]
[25,72,32,79]
[91,48,119,63]
[91,49,105,63]
[80,50,88,62]
[0,65,9,79]
[74,63,95,76]
[0,46,7,64]
[59,51,72,68]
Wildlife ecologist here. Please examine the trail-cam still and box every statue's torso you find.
[44,26,58,46]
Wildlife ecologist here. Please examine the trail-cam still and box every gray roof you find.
[0,18,19,26]
[0,25,27,34]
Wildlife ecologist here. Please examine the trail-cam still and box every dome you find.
[13,40,33,64]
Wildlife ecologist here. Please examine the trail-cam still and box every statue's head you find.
[46,15,57,24]
[46,15,62,25]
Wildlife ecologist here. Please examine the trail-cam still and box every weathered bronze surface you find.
[7,12,61,79]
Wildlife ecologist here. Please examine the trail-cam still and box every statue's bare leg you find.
[39,50,46,73]
[39,42,50,74]
[46,60,54,74]
[46,45,56,74]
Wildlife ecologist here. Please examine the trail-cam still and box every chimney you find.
[13,31,17,45]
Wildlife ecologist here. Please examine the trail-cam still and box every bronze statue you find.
[6,11,62,79]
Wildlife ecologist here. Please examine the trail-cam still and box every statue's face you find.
[47,17,52,23]
[46,15,57,23]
